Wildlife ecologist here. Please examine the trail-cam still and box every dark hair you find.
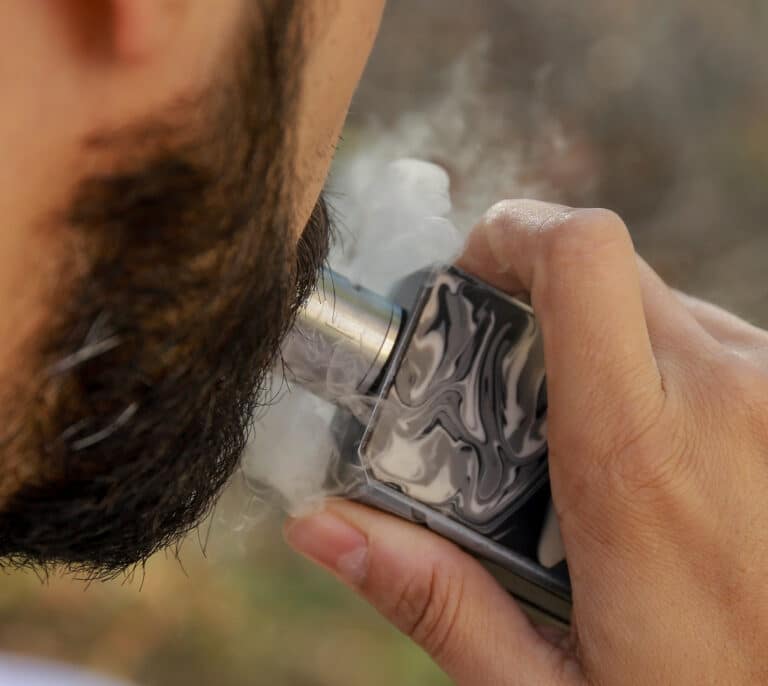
[0,1,332,576]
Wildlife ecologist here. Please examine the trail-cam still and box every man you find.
[1,2,766,684]
[0,0,381,571]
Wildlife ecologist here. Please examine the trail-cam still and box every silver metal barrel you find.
[281,270,404,402]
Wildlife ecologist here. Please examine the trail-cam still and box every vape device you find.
[282,266,571,627]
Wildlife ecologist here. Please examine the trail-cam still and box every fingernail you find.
[284,510,369,586]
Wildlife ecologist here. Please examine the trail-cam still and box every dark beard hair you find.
[0,2,332,577]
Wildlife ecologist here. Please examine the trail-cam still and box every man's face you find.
[0,0,384,574]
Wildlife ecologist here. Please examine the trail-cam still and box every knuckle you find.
[612,406,694,499]
[552,380,666,481]
[538,207,632,269]
[476,199,525,236]
[479,199,572,238]
[392,566,464,661]
[717,352,768,440]
[482,198,520,224]
[613,349,768,497]
[590,384,689,497]
[608,370,710,509]
[481,198,554,224]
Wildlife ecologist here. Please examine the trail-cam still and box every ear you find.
[110,0,184,63]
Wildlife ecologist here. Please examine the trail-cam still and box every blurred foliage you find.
[1,1,766,684]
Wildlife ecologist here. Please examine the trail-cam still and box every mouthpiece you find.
[282,269,404,401]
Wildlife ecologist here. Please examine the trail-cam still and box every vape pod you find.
[282,266,571,627]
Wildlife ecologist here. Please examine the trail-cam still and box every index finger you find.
[457,200,664,455]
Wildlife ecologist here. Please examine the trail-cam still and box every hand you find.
[285,200,768,685]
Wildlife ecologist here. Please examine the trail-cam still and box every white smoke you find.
[241,35,553,515]
[241,157,465,515]
[330,158,460,293]
[241,384,337,516]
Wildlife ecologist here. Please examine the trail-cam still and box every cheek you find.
[291,1,385,236]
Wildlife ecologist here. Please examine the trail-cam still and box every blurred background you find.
[1,1,766,684]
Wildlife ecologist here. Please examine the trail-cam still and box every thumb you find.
[285,500,581,686]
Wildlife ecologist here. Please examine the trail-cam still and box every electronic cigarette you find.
[282,266,571,627]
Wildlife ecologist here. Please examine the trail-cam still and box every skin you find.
[3,1,767,682]
[287,202,768,683]
[0,0,385,502]
[0,0,245,397]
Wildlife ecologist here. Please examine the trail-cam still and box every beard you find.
[0,1,332,576]
[0,184,332,576]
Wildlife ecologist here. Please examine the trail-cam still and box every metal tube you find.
[281,270,404,402]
